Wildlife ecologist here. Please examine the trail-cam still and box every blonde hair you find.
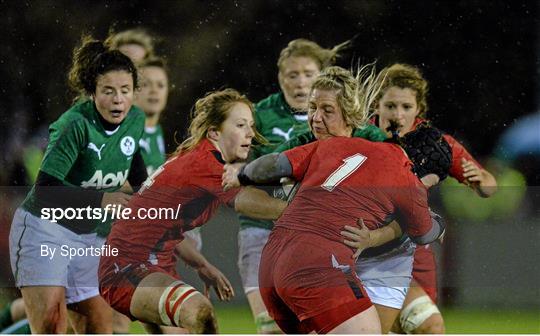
[174,89,264,155]
[310,64,385,129]
[376,63,429,117]
[277,38,350,72]
[105,28,155,61]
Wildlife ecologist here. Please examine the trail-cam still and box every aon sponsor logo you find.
[81,169,128,189]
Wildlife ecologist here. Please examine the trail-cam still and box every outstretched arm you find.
[175,239,234,301]
[222,153,292,191]
[234,186,287,220]
[461,158,498,197]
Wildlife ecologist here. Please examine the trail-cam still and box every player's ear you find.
[207,126,220,141]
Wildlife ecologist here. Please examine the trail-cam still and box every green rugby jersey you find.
[139,125,166,175]
[239,92,310,230]
[275,124,388,152]
[22,100,145,234]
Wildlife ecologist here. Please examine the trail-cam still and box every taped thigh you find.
[399,295,440,334]
[158,281,199,327]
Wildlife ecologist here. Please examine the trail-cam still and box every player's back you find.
[277,137,426,244]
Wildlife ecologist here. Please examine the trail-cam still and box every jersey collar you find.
[199,138,226,164]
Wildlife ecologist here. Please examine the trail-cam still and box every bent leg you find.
[397,285,444,334]
[69,295,113,333]
[20,286,68,333]
[328,305,381,334]
[247,291,282,334]
[238,228,281,334]
[130,272,217,333]
[374,304,400,334]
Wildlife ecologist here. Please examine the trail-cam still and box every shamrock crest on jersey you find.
[120,136,136,156]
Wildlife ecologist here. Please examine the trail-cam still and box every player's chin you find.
[108,110,128,124]
[313,130,331,140]
[236,148,250,160]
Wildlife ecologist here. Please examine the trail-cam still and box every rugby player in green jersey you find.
[135,57,168,178]
[8,36,147,333]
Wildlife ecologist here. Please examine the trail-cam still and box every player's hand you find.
[197,263,235,301]
[461,158,484,185]
[341,219,372,260]
[101,191,131,209]
[222,162,245,191]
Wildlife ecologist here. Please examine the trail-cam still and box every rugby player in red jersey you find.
[222,126,450,334]
[98,89,287,333]
[220,63,450,333]
[349,64,498,334]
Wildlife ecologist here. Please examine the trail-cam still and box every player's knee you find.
[158,281,216,333]
[11,298,27,322]
[255,311,282,334]
[192,299,217,334]
[85,308,113,333]
[112,312,131,334]
[399,296,442,334]
[415,314,445,334]
[34,305,63,333]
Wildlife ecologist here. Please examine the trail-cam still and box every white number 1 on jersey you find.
[321,153,367,192]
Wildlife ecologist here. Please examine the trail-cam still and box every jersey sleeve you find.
[282,141,319,181]
[40,119,86,181]
[198,155,241,207]
[443,134,483,184]
[392,172,432,238]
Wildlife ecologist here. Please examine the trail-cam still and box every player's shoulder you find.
[353,124,388,142]
[326,137,406,162]
[181,140,223,169]
[124,104,146,126]
[51,100,92,132]
[255,92,287,113]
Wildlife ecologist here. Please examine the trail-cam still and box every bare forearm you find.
[473,169,498,198]
[175,239,209,269]
[234,186,287,220]
[369,221,402,247]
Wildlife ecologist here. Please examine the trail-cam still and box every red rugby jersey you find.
[277,137,432,245]
[106,139,240,265]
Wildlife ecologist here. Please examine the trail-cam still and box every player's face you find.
[118,43,147,63]
[376,86,420,136]
[308,89,352,140]
[278,56,320,111]
[135,66,169,118]
[216,102,255,162]
[93,70,134,125]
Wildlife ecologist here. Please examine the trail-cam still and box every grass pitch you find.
[129,304,540,334]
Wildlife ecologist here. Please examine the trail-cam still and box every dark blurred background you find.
[1,0,538,173]
[0,0,538,323]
